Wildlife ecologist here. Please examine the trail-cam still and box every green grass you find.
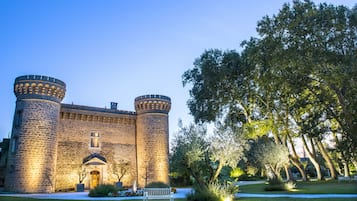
[239,180,357,194]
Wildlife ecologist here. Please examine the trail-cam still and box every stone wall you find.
[5,99,61,193]
[5,75,66,193]
[55,105,137,191]
[135,95,171,187]
[4,75,172,193]
[136,113,170,187]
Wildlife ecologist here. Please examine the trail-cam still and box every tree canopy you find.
[182,0,357,180]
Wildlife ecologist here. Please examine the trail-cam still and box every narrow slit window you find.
[11,137,18,153]
[14,110,23,128]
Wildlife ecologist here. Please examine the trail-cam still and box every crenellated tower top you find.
[134,94,171,114]
[14,75,66,103]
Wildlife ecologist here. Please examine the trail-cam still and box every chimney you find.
[110,102,118,110]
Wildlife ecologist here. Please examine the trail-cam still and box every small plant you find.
[284,181,297,191]
[77,164,87,184]
[112,160,131,182]
[264,177,285,191]
[88,184,119,197]
[145,181,170,188]
[230,167,245,180]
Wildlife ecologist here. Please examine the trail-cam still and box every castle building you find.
[2,75,171,193]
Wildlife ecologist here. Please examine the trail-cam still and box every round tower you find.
[135,95,171,187]
[5,75,66,193]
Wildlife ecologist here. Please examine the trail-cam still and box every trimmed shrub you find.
[145,181,170,188]
[88,184,119,197]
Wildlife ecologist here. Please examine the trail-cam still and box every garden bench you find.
[143,188,174,201]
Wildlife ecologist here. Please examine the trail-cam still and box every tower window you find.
[11,137,18,153]
[14,110,23,128]
[90,132,100,148]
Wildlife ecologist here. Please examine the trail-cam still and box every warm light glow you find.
[22,150,46,191]
[223,196,232,201]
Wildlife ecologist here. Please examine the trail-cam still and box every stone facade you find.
[2,75,171,193]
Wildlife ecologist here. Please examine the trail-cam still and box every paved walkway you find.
[1,189,191,200]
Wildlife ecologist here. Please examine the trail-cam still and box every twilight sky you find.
[0,0,355,142]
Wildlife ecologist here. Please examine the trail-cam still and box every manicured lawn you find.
[239,180,357,194]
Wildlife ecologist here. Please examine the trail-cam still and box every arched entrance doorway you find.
[90,170,100,189]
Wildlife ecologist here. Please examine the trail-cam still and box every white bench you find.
[143,188,174,201]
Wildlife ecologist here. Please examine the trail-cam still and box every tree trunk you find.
[288,134,307,181]
[281,135,292,181]
[301,135,323,180]
[315,139,337,179]
[333,132,351,177]
[343,161,350,177]
[188,167,207,188]
[290,156,308,181]
[210,162,223,183]
[284,165,292,181]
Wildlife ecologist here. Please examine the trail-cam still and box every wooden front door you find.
[90,170,100,189]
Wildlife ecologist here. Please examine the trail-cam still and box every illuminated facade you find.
[3,75,171,193]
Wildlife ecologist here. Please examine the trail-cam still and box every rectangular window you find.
[90,132,100,148]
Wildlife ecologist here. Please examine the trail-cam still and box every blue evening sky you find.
[0,0,355,142]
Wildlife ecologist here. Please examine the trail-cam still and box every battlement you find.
[61,103,136,115]
[135,94,171,102]
[135,94,171,114]
[15,75,66,87]
[14,75,66,103]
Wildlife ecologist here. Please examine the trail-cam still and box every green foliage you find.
[170,123,209,186]
[252,137,289,180]
[246,166,259,177]
[230,167,245,179]
[264,177,285,191]
[145,181,170,188]
[88,184,119,197]
[243,119,275,139]
[186,188,221,201]
[187,183,237,201]
[183,0,357,183]
[182,49,256,126]
[170,123,249,187]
